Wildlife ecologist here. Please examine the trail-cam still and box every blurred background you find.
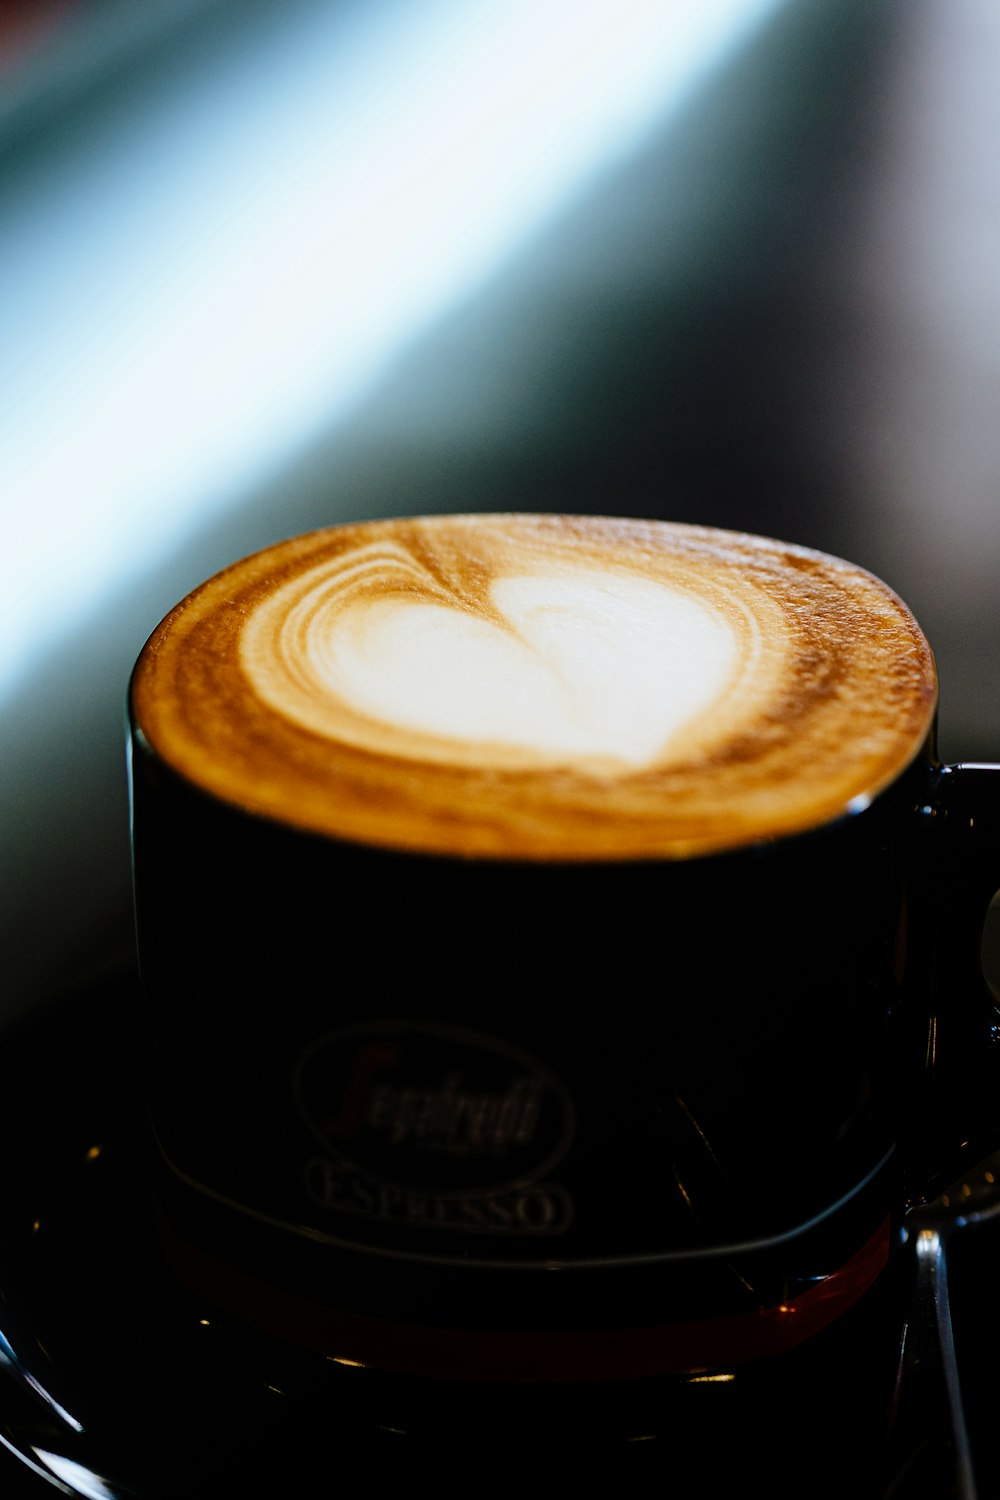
[2,0,999,1027]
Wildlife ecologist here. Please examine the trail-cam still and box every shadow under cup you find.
[126,515,1000,1402]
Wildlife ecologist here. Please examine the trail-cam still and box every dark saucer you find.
[0,968,991,1499]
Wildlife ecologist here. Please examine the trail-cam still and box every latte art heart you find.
[131,514,937,858]
[260,568,737,770]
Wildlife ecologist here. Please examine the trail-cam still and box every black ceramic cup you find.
[127,514,1000,1400]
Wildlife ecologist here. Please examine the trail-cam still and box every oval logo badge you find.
[293,1021,576,1197]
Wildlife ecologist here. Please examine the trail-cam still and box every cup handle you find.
[886,765,1000,1500]
[912,762,1000,1187]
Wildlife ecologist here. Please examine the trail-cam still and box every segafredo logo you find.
[294,1022,575,1233]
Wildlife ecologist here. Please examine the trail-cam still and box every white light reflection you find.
[0,1331,84,1433]
[0,0,783,701]
[0,1433,72,1495]
[32,1451,121,1500]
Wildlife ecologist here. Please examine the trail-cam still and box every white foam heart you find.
[311,567,736,769]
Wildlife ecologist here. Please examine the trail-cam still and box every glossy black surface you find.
[2,966,1000,1498]
[132,740,927,1303]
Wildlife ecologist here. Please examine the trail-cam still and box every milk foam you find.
[131,515,938,859]
[268,567,737,769]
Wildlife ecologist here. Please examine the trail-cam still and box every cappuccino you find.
[128,512,958,1388]
[131,513,936,859]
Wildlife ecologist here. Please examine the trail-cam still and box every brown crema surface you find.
[129,515,938,859]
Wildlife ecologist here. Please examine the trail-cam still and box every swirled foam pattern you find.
[131,515,937,858]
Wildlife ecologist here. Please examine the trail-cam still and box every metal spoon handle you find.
[883,1227,977,1499]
